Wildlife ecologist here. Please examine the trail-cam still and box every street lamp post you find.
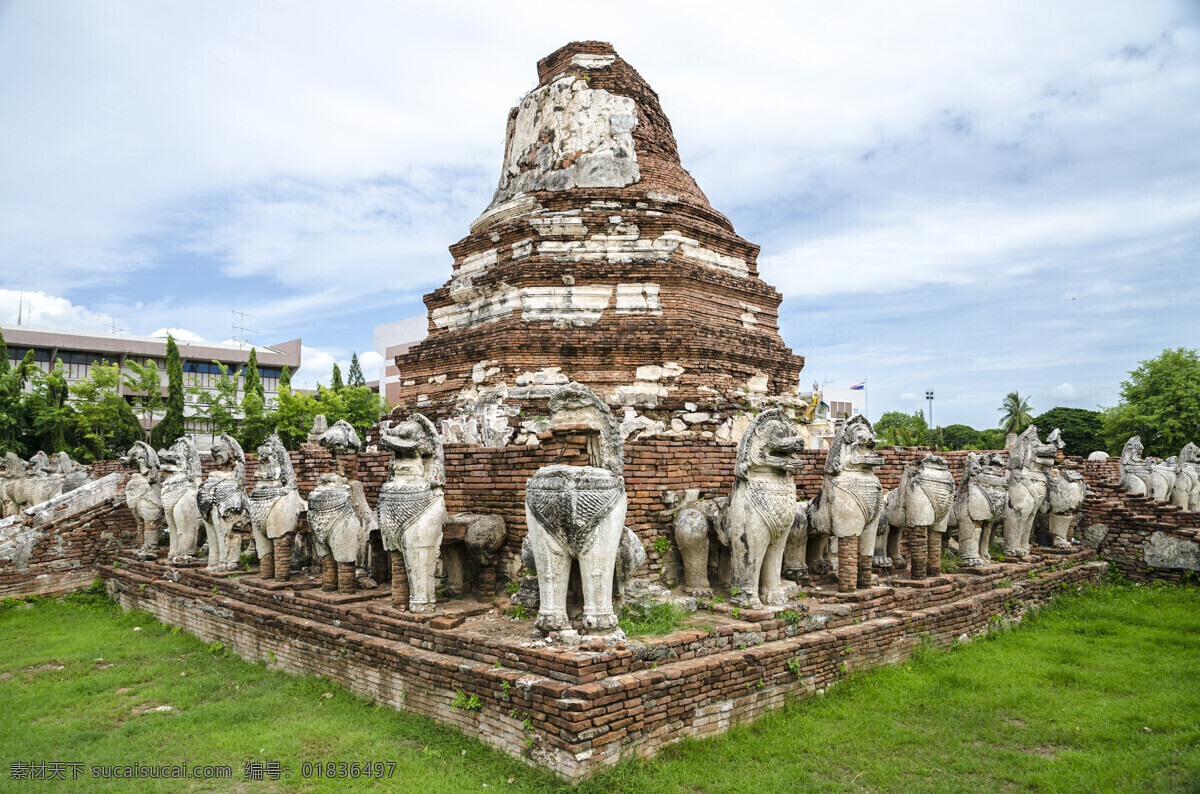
[925,389,935,445]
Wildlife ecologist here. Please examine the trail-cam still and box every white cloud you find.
[1051,382,1079,400]
[898,392,918,401]
[0,290,115,334]
[147,327,208,344]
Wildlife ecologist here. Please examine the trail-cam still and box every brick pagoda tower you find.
[392,42,804,432]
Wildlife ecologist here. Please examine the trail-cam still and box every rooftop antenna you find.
[98,313,124,334]
[17,292,23,326]
[232,310,258,349]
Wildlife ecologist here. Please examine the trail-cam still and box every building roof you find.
[0,325,301,369]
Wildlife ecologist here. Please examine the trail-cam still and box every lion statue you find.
[158,436,204,564]
[950,452,1008,567]
[196,434,251,572]
[1003,426,1057,558]
[307,421,377,593]
[1170,443,1200,511]
[248,434,305,582]
[807,415,884,592]
[123,441,165,560]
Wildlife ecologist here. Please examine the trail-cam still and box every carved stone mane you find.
[256,434,297,489]
[825,414,874,476]
[734,408,801,480]
[547,382,623,475]
[1122,436,1145,466]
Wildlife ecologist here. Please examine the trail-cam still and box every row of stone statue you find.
[1118,436,1200,510]
[674,413,1089,603]
[122,416,458,613]
[0,451,90,518]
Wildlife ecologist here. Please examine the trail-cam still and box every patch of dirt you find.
[1003,717,1027,728]
[130,703,177,716]
[1022,744,1059,758]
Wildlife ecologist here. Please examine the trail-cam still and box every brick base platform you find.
[101,549,1104,781]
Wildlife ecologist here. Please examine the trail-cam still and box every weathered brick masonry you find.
[102,552,1105,781]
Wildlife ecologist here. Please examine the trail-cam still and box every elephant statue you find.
[876,454,956,579]
[248,434,306,582]
[197,434,251,572]
[1003,426,1057,558]
[723,409,806,608]
[525,383,633,634]
[123,441,165,560]
[377,414,445,612]
[158,436,204,564]
[807,415,884,593]
[307,421,377,593]
[1170,443,1200,510]
[950,452,1007,567]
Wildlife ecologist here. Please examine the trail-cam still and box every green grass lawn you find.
[1,580,1198,792]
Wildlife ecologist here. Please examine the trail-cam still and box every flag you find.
[850,381,866,390]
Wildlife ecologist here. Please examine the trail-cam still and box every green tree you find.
[279,364,291,391]
[238,389,273,453]
[271,387,321,450]
[1032,407,1104,457]
[998,391,1034,434]
[188,361,240,441]
[0,348,36,455]
[979,428,1007,450]
[1101,347,1200,458]
[874,410,929,447]
[941,424,982,451]
[69,361,144,462]
[122,359,162,439]
[347,353,365,388]
[245,348,264,401]
[153,335,186,448]
[27,361,73,454]
[339,385,385,440]
[330,363,344,392]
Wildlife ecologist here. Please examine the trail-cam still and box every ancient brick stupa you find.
[392,42,804,438]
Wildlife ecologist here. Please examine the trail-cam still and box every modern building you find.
[373,315,427,406]
[0,324,301,436]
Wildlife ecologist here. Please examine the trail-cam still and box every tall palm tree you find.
[998,391,1034,434]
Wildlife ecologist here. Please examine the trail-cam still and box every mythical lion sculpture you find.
[950,452,1007,567]
[721,409,806,607]
[807,415,884,592]
[525,383,639,634]
[876,453,956,579]
[1119,436,1171,500]
[24,451,64,508]
[307,421,377,593]
[1147,457,1177,503]
[1170,443,1200,511]
[123,441,165,560]
[377,414,445,611]
[197,434,251,572]
[1003,425,1057,558]
[0,453,27,517]
[1042,468,1086,548]
[248,434,306,582]
[159,436,204,563]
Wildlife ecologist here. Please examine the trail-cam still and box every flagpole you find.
[864,378,868,422]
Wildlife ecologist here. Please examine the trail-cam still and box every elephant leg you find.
[1048,514,1072,547]
[313,538,337,591]
[960,520,984,567]
[579,532,623,634]
[926,529,942,574]
[1003,507,1022,558]
[729,513,767,609]
[271,536,291,580]
[886,524,903,569]
[528,514,572,632]
[759,531,790,606]
[872,524,889,568]
[676,510,713,597]
[389,549,409,608]
[908,527,927,579]
[783,522,809,581]
[204,521,221,571]
[836,535,858,593]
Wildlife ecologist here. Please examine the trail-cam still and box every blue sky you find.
[1,1,1197,428]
